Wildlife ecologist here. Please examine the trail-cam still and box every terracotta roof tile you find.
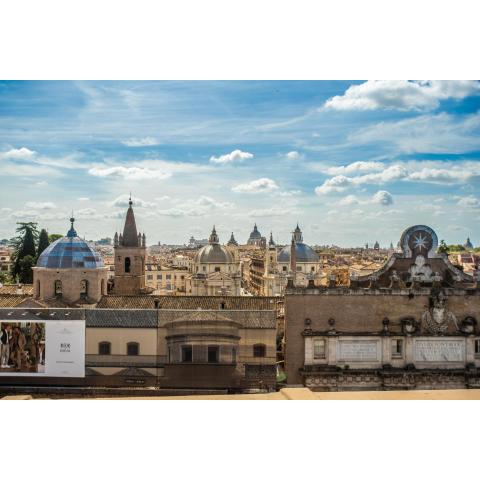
[96,295,280,311]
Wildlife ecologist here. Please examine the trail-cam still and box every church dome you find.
[195,244,234,264]
[194,226,234,264]
[277,243,319,263]
[277,224,319,263]
[249,223,262,239]
[36,218,104,269]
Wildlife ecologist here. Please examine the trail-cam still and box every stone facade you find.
[0,300,277,392]
[33,267,108,304]
[285,225,480,391]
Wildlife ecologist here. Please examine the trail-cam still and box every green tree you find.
[48,233,63,243]
[10,222,38,283]
[37,228,50,257]
[18,255,36,284]
[0,271,12,284]
[437,239,449,255]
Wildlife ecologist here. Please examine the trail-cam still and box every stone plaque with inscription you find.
[338,340,379,361]
[413,339,465,362]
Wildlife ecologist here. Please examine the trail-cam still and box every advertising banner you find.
[0,320,85,377]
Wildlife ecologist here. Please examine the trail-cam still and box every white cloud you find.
[315,175,352,194]
[232,177,279,193]
[156,196,234,218]
[121,137,160,147]
[250,207,297,217]
[336,191,393,206]
[191,195,234,210]
[35,181,48,187]
[0,147,37,160]
[286,151,300,160]
[337,194,359,206]
[272,189,302,197]
[408,168,478,184]
[324,80,480,111]
[75,208,98,218]
[89,165,172,180]
[315,161,479,195]
[371,190,394,206]
[350,112,480,154]
[155,195,171,202]
[350,165,409,185]
[457,196,480,208]
[313,161,385,175]
[210,149,253,164]
[24,201,57,210]
[78,197,90,202]
[110,195,157,208]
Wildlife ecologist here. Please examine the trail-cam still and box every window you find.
[127,342,139,356]
[202,266,206,272]
[181,275,184,280]
[166,274,171,280]
[147,275,153,280]
[181,345,192,363]
[313,339,326,359]
[80,280,88,298]
[392,339,403,358]
[297,266,302,272]
[311,266,315,272]
[253,343,266,357]
[215,267,221,272]
[99,342,111,355]
[54,280,62,296]
[282,266,287,272]
[208,346,219,363]
[475,339,480,358]
[125,257,131,273]
[157,274,162,280]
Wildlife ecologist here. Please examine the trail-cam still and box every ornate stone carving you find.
[409,255,433,282]
[422,293,458,334]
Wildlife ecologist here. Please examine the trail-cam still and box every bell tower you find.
[113,196,147,294]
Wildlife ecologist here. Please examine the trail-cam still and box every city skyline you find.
[1,80,479,246]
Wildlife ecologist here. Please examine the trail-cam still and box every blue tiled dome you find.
[277,243,319,263]
[36,218,104,269]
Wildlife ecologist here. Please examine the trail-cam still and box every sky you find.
[0,80,479,247]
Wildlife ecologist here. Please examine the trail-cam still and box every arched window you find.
[54,280,62,296]
[253,343,266,358]
[101,279,105,295]
[80,279,88,298]
[127,342,139,356]
[99,342,111,355]
[125,257,131,273]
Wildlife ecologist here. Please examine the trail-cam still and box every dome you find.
[277,243,319,263]
[36,218,104,269]
[194,226,234,264]
[194,244,234,264]
[249,223,262,239]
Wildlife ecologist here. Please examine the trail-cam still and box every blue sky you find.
[0,80,479,246]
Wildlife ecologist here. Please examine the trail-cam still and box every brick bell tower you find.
[112,196,148,294]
